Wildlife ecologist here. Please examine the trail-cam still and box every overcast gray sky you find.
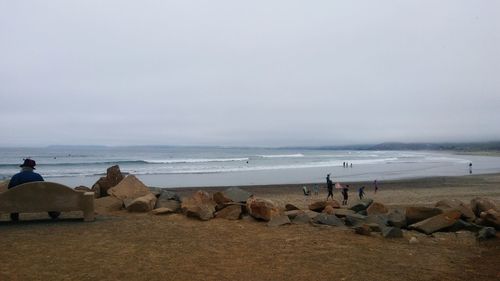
[0,1,499,147]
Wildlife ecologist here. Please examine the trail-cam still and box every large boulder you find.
[333,209,356,218]
[267,215,291,227]
[405,206,443,225]
[155,190,181,211]
[94,196,123,214]
[312,213,344,226]
[246,197,280,221]
[107,175,151,201]
[470,198,498,217]
[344,213,367,227]
[349,198,373,213]
[285,210,305,219]
[215,205,242,220]
[322,205,335,215]
[223,187,252,203]
[91,165,124,197]
[408,210,462,234]
[213,191,232,205]
[366,202,388,216]
[292,213,312,224]
[181,191,216,221]
[479,209,500,230]
[435,199,475,221]
[387,209,407,228]
[125,193,157,212]
[309,200,340,212]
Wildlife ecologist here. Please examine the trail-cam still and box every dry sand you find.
[1,173,499,281]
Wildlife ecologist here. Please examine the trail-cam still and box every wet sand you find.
[0,173,499,281]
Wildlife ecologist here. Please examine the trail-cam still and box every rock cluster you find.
[87,166,498,241]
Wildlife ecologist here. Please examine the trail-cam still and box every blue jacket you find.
[8,170,44,189]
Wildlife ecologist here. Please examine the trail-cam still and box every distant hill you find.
[369,142,500,151]
[289,141,500,151]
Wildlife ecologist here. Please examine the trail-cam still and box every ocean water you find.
[1,146,500,188]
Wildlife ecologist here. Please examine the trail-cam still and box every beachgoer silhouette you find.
[7,159,61,221]
[326,174,334,200]
[358,186,365,200]
[342,185,349,205]
[469,162,472,174]
[350,163,353,168]
[374,180,378,194]
[343,162,346,168]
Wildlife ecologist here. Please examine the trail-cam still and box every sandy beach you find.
[1,173,499,281]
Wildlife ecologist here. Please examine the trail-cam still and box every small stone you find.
[476,227,496,241]
[285,203,300,211]
[409,237,418,244]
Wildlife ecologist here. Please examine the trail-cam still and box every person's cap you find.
[20,159,36,169]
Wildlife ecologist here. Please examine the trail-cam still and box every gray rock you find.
[292,213,312,224]
[312,213,344,226]
[267,215,291,227]
[344,213,367,227]
[155,198,181,212]
[284,210,304,219]
[382,226,403,238]
[365,223,382,232]
[349,198,374,213]
[365,214,389,226]
[158,190,180,202]
[447,219,483,232]
[387,209,407,228]
[476,227,496,241]
[224,187,252,203]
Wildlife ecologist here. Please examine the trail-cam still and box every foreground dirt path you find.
[1,212,499,281]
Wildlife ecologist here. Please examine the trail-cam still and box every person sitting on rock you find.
[8,158,60,221]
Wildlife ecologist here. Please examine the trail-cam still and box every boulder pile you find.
[88,166,499,241]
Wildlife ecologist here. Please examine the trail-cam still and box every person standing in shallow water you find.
[326,174,334,200]
[8,159,60,221]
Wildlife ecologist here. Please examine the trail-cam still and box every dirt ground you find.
[1,174,499,281]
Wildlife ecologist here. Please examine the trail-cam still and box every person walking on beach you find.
[326,174,334,200]
[469,162,472,174]
[342,185,349,205]
[374,180,379,194]
[7,159,60,221]
[358,186,365,200]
